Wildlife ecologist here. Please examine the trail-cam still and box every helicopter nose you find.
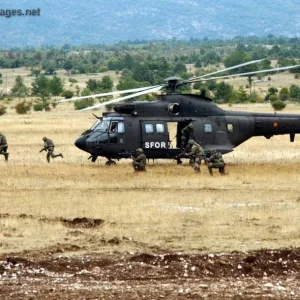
[75,135,86,150]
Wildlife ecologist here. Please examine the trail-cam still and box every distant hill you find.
[0,0,299,47]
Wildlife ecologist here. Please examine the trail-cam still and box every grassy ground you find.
[1,103,300,256]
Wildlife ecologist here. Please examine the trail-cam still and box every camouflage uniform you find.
[181,123,194,148]
[0,132,9,161]
[207,149,225,175]
[186,139,205,173]
[41,137,63,163]
[132,148,147,172]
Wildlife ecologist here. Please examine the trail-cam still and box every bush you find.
[0,104,7,115]
[271,100,286,111]
[69,78,78,83]
[62,90,74,99]
[294,74,299,79]
[33,102,44,111]
[74,98,95,110]
[15,101,32,114]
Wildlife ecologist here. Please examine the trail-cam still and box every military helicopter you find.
[58,60,300,165]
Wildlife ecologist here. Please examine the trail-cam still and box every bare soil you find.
[1,245,300,299]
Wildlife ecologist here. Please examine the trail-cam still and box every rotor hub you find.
[164,77,183,93]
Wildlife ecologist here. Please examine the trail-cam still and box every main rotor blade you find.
[80,85,163,111]
[189,59,263,81]
[188,64,300,83]
[56,85,161,103]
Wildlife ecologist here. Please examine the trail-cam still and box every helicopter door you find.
[141,121,169,151]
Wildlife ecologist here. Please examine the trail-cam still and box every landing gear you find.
[105,160,117,166]
[88,155,98,162]
[176,158,182,165]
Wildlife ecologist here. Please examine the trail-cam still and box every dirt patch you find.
[0,247,299,299]
[60,217,104,228]
[0,213,104,228]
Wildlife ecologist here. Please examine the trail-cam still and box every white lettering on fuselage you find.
[145,142,167,149]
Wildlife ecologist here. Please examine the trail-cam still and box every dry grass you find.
[1,103,300,255]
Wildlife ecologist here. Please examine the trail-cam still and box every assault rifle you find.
[118,150,137,158]
[39,148,47,153]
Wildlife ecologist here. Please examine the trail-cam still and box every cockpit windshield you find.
[90,119,110,131]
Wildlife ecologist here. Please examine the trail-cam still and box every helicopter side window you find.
[118,122,125,133]
[227,124,234,133]
[204,123,212,133]
[156,124,164,133]
[145,124,154,134]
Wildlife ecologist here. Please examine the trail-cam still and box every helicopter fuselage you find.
[74,94,300,162]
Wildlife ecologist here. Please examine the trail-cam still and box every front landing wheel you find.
[105,160,117,166]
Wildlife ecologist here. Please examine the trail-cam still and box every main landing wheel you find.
[105,160,117,166]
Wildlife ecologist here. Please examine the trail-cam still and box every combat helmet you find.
[42,137,47,141]
[210,148,217,154]
[188,123,193,129]
[136,148,143,153]
[188,139,195,145]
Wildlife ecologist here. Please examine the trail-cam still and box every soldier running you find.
[0,132,9,161]
[40,137,63,163]
[185,139,205,173]
[207,149,225,175]
[132,148,147,172]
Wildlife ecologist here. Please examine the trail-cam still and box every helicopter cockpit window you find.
[204,123,212,133]
[110,121,118,132]
[156,124,164,133]
[145,124,154,134]
[92,119,110,131]
[227,124,234,133]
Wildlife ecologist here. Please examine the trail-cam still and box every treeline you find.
[0,35,300,115]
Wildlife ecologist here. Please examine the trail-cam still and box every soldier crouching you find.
[207,149,225,175]
[132,148,147,172]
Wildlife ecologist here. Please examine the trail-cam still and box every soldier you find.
[132,148,147,172]
[185,139,205,173]
[40,137,63,163]
[181,122,194,148]
[207,149,225,175]
[0,132,9,161]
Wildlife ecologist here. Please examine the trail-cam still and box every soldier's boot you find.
[219,167,225,175]
[208,168,213,175]
[194,166,200,173]
[59,153,64,158]
[47,157,50,163]
[4,152,9,161]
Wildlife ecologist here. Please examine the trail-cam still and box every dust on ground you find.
[0,247,299,299]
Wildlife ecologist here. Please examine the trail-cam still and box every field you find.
[1,103,300,299]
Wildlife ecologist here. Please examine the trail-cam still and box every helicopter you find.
[58,60,300,165]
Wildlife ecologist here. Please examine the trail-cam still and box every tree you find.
[49,76,64,97]
[271,99,286,111]
[279,87,289,101]
[289,85,300,102]
[31,74,51,111]
[214,82,233,103]
[11,76,30,97]
[237,86,248,103]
